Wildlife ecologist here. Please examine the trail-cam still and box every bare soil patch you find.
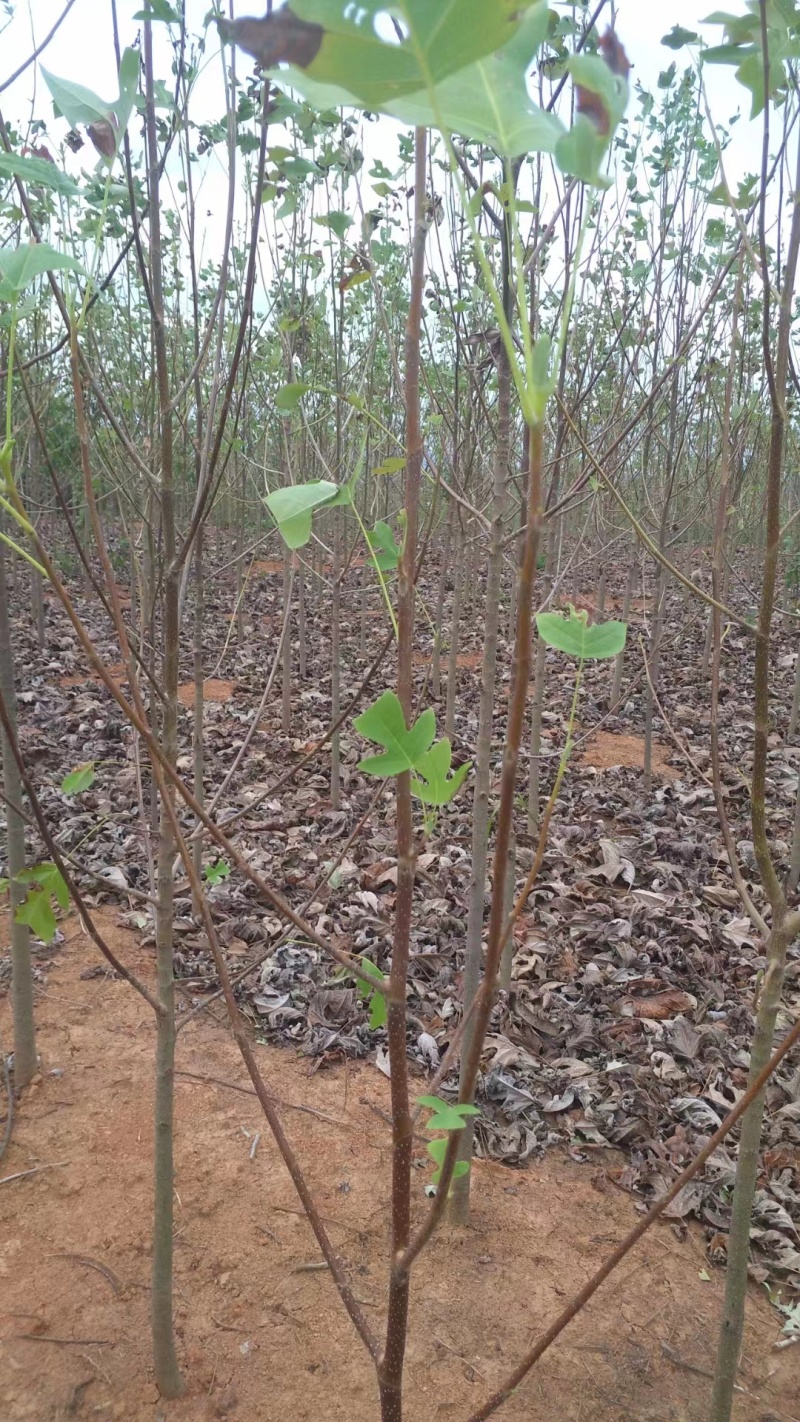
[178,679,236,708]
[580,730,677,779]
[1,916,795,1422]
[413,652,483,670]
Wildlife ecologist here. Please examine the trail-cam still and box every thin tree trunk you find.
[143,15,183,1397]
[431,504,452,700]
[331,514,341,808]
[0,539,36,1090]
[711,102,800,1422]
[499,826,517,995]
[451,338,511,1223]
[379,126,428,1422]
[445,521,465,740]
[282,557,292,735]
[192,530,204,898]
[610,558,635,709]
[297,560,306,680]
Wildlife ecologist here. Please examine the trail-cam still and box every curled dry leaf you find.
[624,990,697,1020]
[86,118,117,159]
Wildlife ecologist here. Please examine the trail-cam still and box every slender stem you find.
[379,125,428,1422]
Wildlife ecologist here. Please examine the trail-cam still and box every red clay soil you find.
[580,730,677,780]
[413,653,483,670]
[1,914,796,1422]
[177,680,235,708]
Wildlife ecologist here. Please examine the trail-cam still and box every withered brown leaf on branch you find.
[217,9,324,69]
[87,118,118,159]
[575,28,630,137]
[598,29,631,80]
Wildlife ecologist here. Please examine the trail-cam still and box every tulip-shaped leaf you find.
[355,690,436,777]
[537,606,627,660]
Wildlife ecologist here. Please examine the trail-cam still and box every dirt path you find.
[1,913,797,1422]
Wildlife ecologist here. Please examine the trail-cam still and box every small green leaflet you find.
[419,1096,479,1183]
[264,479,340,548]
[411,738,471,807]
[662,25,699,49]
[204,859,231,886]
[355,956,387,1030]
[702,3,800,117]
[61,762,95,796]
[418,1095,480,1131]
[536,606,627,661]
[314,210,352,239]
[425,1136,470,1184]
[0,242,83,300]
[355,691,470,805]
[132,0,180,20]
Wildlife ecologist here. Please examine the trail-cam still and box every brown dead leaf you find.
[218,10,324,69]
[625,990,696,1021]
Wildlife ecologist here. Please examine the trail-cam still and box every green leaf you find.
[555,50,629,186]
[0,242,83,298]
[355,956,384,995]
[275,381,309,412]
[411,738,471,807]
[355,956,386,1028]
[372,457,406,476]
[530,332,556,420]
[556,116,613,188]
[15,888,57,943]
[314,209,352,239]
[17,862,69,911]
[61,762,95,796]
[42,48,140,155]
[265,479,340,549]
[115,47,141,146]
[536,607,628,661]
[354,690,435,777]
[204,859,231,886]
[0,152,81,197]
[366,520,400,571]
[41,66,114,128]
[243,0,528,109]
[662,25,699,48]
[425,1136,471,1185]
[386,4,562,156]
[368,991,387,1029]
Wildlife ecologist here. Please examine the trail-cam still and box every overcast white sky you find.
[0,0,767,289]
[0,1,763,159]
